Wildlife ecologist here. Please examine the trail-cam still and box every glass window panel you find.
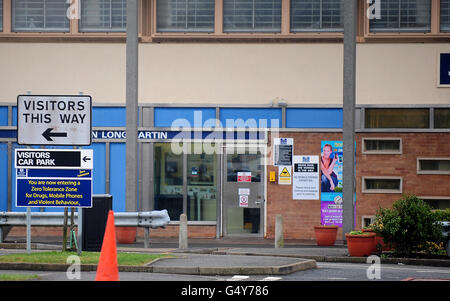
[80,0,126,32]
[434,108,450,128]
[223,0,281,32]
[227,153,262,183]
[187,144,217,221]
[157,0,214,32]
[12,0,70,32]
[365,108,429,128]
[423,199,450,210]
[364,139,401,152]
[370,0,431,32]
[0,0,3,32]
[365,178,401,190]
[290,0,343,32]
[442,0,450,31]
[154,143,183,221]
[419,159,450,172]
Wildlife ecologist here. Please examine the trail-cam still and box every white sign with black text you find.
[293,155,319,200]
[17,95,92,146]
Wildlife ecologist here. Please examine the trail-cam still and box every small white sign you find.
[17,95,92,146]
[237,172,251,182]
[238,188,250,195]
[239,195,249,207]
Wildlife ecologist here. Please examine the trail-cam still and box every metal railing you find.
[0,210,170,246]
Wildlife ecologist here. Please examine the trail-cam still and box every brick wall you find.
[266,132,450,241]
[6,225,217,240]
[267,132,343,240]
[356,133,450,227]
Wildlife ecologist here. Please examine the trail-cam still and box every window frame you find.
[78,0,127,33]
[149,0,345,41]
[0,0,449,42]
[362,215,375,228]
[362,176,403,194]
[11,0,71,33]
[418,196,450,209]
[362,137,402,155]
[417,157,450,174]
[363,0,450,41]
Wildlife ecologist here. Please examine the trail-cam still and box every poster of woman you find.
[320,141,343,226]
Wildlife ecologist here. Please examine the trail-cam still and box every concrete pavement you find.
[0,237,449,276]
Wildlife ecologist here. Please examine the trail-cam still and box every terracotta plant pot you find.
[345,232,376,257]
[115,226,137,244]
[375,235,394,251]
[362,229,377,254]
[314,225,338,246]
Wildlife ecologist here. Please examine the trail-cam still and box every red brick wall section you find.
[267,132,450,240]
[356,133,450,227]
[267,132,343,240]
[6,225,217,239]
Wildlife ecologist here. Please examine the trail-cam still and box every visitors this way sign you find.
[17,95,92,146]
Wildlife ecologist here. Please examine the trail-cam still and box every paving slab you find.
[147,253,317,275]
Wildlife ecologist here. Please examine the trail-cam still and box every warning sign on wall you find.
[278,166,291,185]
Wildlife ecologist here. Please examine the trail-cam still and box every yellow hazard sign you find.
[278,166,291,185]
[280,167,290,177]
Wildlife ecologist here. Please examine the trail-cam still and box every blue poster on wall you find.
[440,53,450,85]
[320,141,343,227]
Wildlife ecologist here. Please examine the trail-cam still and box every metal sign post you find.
[126,0,139,213]
[342,0,357,240]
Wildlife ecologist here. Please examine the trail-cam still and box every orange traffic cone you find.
[95,210,119,281]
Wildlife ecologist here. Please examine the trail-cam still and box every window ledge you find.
[363,33,450,43]
[149,33,344,43]
[0,32,129,42]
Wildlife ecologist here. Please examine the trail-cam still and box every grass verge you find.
[0,274,41,281]
[0,251,172,266]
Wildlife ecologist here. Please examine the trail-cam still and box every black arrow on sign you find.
[42,128,68,141]
[82,156,91,162]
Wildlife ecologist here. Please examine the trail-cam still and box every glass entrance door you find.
[222,146,264,236]
[153,143,217,222]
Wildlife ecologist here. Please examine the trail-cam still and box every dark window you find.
[419,159,450,172]
[364,178,402,191]
[434,108,450,129]
[363,139,401,153]
[365,108,429,128]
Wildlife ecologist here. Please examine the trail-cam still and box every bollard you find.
[179,214,188,249]
[275,214,284,248]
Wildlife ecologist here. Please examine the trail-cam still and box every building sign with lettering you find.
[273,138,293,166]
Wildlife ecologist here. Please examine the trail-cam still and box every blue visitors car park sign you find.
[14,141,93,208]
[15,149,93,208]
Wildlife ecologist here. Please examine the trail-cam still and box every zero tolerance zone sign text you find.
[17,95,92,146]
